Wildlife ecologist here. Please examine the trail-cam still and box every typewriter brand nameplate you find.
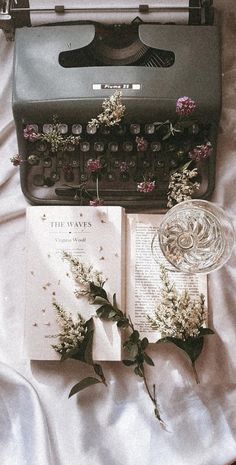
[93,84,141,90]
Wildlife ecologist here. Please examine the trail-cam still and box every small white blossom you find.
[148,266,207,340]
[88,91,126,128]
[49,301,87,355]
[167,167,200,208]
[63,251,106,296]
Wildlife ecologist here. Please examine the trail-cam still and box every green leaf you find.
[117,318,129,328]
[122,359,135,366]
[93,363,105,379]
[157,336,204,363]
[68,377,101,398]
[143,352,155,366]
[96,304,113,320]
[83,329,94,365]
[141,337,149,350]
[134,366,143,377]
[112,293,118,310]
[92,296,109,305]
[198,327,214,336]
[89,283,108,300]
[130,330,140,343]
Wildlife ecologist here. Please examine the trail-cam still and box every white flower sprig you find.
[148,266,207,340]
[63,251,107,297]
[167,166,200,208]
[148,265,213,383]
[88,91,126,128]
[48,301,87,356]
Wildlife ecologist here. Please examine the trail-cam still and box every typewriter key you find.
[72,124,82,135]
[156,160,164,168]
[80,142,90,152]
[35,141,48,152]
[28,154,40,165]
[86,124,97,135]
[151,142,161,152]
[32,174,45,186]
[108,142,118,152]
[129,160,136,168]
[43,124,53,134]
[145,124,155,135]
[116,125,126,136]
[170,159,178,168]
[58,124,68,134]
[50,171,60,182]
[100,126,110,135]
[94,142,104,152]
[107,172,115,181]
[123,141,133,152]
[130,124,140,135]
[80,174,88,182]
[71,160,80,168]
[43,157,52,168]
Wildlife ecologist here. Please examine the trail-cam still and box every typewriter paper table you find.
[1,2,236,464]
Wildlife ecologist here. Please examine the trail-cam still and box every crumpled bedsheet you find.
[1,2,236,464]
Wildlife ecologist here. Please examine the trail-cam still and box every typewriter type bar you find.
[1,0,214,40]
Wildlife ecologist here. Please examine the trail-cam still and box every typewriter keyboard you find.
[22,121,213,209]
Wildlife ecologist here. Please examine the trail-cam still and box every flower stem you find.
[96,176,99,200]
[192,361,200,384]
[142,366,165,426]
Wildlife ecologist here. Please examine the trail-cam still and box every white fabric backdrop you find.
[1,2,236,464]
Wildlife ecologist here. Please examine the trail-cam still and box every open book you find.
[24,206,207,360]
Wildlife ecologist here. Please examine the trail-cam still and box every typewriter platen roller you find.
[4,1,221,209]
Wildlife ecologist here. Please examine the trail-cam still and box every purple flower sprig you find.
[189,142,213,162]
[176,96,196,117]
[137,180,156,193]
[23,125,40,142]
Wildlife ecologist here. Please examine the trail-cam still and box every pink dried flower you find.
[89,198,104,206]
[176,96,196,117]
[189,142,213,161]
[137,180,155,193]
[119,161,129,173]
[23,125,40,142]
[10,154,22,166]
[136,136,148,152]
[87,159,102,173]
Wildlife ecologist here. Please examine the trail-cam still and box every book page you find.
[25,206,125,361]
[126,214,208,343]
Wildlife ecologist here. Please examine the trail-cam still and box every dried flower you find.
[176,96,196,117]
[189,142,213,161]
[88,91,126,128]
[87,158,102,173]
[148,266,207,340]
[136,136,148,152]
[41,128,64,152]
[23,125,40,142]
[167,167,200,208]
[89,198,105,206]
[49,301,87,356]
[62,251,106,296]
[10,154,23,166]
[137,180,155,193]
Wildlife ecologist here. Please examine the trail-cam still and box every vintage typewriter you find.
[1,0,221,209]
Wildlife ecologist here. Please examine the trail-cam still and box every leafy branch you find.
[89,283,164,424]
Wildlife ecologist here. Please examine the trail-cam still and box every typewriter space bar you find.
[55,187,77,197]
